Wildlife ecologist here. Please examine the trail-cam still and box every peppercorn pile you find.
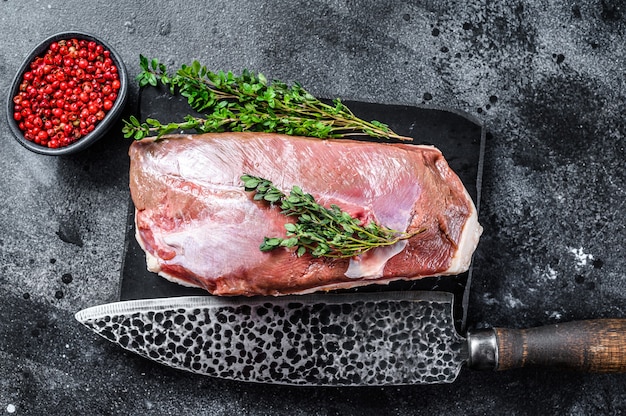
[11,38,121,148]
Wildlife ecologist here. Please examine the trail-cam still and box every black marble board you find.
[119,85,486,332]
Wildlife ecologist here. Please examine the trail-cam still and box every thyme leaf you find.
[241,174,422,258]
[122,55,409,141]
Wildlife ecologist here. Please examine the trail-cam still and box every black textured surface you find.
[1,1,625,415]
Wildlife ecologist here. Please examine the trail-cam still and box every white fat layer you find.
[135,217,204,289]
[345,241,408,279]
[159,270,203,288]
[445,205,482,275]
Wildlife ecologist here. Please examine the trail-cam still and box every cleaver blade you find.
[75,291,626,386]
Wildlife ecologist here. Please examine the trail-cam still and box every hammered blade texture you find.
[76,292,466,386]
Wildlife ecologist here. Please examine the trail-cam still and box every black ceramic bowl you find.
[6,31,128,155]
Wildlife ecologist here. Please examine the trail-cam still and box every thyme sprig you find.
[241,174,422,258]
[122,55,409,141]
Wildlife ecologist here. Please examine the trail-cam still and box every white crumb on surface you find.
[543,265,558,280]
[569,247,594,269]
[547,311,562,320]
[504,293,524,309]
[481,292,498,305]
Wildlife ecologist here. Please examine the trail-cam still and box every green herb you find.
[122,55,408,141]
[241,174,422,258]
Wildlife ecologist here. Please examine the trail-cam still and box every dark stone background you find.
[1,1,624,415]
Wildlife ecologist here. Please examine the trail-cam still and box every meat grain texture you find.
[129,132,482,296]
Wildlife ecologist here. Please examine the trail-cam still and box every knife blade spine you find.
[75,290,455,323]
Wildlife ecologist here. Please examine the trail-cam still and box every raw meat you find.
[129,132,482,296]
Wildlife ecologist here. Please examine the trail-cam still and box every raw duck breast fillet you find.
[129,132,482,296]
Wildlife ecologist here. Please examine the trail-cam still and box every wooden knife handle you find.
[491,319,626,372]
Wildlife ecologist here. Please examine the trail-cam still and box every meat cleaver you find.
[75,291,626,385]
